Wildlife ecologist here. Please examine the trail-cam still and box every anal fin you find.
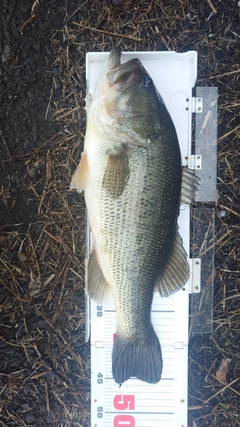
[70,151,88,193]
[155,229,189,297]
[87,248,111,303]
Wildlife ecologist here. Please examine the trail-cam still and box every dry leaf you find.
[216,358,231,384]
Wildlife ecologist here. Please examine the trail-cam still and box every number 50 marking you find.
[114,395,135,411]
[113,395,135,427]
[114,415,135,426]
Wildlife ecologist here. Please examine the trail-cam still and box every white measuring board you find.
[85,51,198,427]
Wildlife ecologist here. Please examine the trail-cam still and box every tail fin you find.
[112,328,162,384]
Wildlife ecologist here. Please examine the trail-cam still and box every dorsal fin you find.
[180,167,199,205]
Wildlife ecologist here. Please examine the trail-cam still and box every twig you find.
[208,69,240,80]
[159,34,170,51]
[220,204,240,219]
[85,26,142,41]
[206,0,217,14]
[189,356,240,398]
[45,79,55,119]
[33,345,69,387]
[66,0,89,22]
[0,368,27,376]
[0,128,12,160]
[45,382,51,413]
[204,378,240,403]
[21,14,38,32]
[0,64,23,78]
[30,370,50,379]
[72,22,142,41]
[230,30,240,39]
[217,124,240,143]
[1,132,62,162]
[52,106,81,121]
[31,0,42,14]
[214,293,240,309]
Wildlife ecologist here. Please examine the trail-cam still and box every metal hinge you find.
[95,341,104,348]
[189,258,201,294]
[175,341,184,349]
[189,154,202,170]
[192,97,203,113]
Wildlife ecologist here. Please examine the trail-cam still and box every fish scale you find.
[99,150,177,328]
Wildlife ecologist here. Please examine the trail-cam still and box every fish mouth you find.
[106,48,139,90]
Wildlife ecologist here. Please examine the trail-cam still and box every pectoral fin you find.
[103,149,130,198]
[155,229,189,297]
[87,248,111,303]
[70,151,89,193]
[180,167,199,205]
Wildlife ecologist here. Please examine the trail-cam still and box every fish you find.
[71,47,197,384]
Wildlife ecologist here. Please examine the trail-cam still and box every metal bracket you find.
[192,97,203,113]
[189,258,201,294]
[189,154,202,170]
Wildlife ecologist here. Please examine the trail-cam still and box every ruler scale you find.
[83,51,214,427]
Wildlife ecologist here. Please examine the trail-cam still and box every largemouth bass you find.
[71,48,195,384]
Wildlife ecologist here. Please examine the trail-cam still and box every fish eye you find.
[141,75,153,87]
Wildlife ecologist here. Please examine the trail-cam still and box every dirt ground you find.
[0,1,240,426]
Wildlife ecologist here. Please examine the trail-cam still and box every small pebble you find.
[7,250,18,261]
[17,252,27,262]
[36,319,48,329]
[25,413,36,424]
[219,210,226,218]
[39,403,46,413]
[21,403,31,410]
